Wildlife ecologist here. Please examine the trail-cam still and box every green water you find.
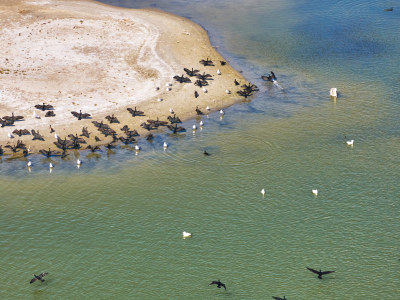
[1,0,399,299]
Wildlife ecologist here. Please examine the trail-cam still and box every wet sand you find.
[0,0,250,156]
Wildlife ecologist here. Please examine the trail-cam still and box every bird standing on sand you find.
[209,280,226,290]
[306,267,335,279]
[30,272,48,284]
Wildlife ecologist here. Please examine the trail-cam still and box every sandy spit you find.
[0,0,252,156]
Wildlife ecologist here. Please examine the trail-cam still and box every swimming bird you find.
[261,188,265,196]
[220,109,225,115]
[30,272,48,284]
[312,189,318,196]
[192,124,197,131]
[203,150,210,156]
[384,7,393,12]
[346,139,354,146]
[306,267,335,279]
[217,69,221,75]
[182,231,192,238]
[49,163,54,169]
[77,159,81,166]
[163,141,168,149]
[209,280,226,290]
[194,91,199,98]
[135,145,141,151]
[272,296,287,300]
[200,121,204,126]
[27,161,32,167]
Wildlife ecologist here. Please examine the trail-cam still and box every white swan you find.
[346,139,354,146]
[182,231,192,238]
[312,189,318,196]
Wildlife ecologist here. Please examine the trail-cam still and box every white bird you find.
[217,69,221,75]
[157,98,163,102]
[225,89,231,94]
[169,108,174,114]
[346,139,354,146]
[206,106,210,111]
[163,141,168,149]
[330,88,337,97]
[155,86,160,91]
[33,111,40,119]
[54,133,58,139]
[182,231,192,238]
[192,124,197,131]
[261,188,265,196]
[77,159,81,166]
[199,120,204,126]
[49,163,54,168]
[220,109,225,115]
[202,87,208,93]
[166,87,171,91]
[135,145,141,151]
[8,132,14,139]
[312,189,318,196]
[27,161,32,167]
[166,82,172,87]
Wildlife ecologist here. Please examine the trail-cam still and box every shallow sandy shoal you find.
[0,0,250,156]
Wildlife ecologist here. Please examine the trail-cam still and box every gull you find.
[217,69,221,75]
[192,124,197,131]
[202,87,208,93]
[54,133,58,139]
[330,88,337,97]
[346,139,354,146]
[33,111,40,119]
[27,161,32,167]
[220,109,225,115]
[182,231,192,238]
[166,87,171,91]
[169,108,174,114]
[225,89,231,94]
[163,142,168,149]
[157,98,163,102]
[261,188,265,196]
[135,145,141,151]
[77,159,81,166]
[312,189,318,196]
[165,82,172,87]
[49,163,54,168]
[200,120,204,126]
[8,132,14,139]
[206,106,210,111]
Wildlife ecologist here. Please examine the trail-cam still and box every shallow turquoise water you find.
[1,0,399,299]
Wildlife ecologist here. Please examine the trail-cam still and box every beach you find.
[0,0,247,155]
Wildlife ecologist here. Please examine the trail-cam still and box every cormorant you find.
[306,267,335,279]
[30,272,48,284]
[209,280,226,290]
[34,103,53,111]
[71,110,91,120]
[199,58,214,66]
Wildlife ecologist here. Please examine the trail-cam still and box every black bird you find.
[195,106,203,115]
[384,7,393,11]
[30,272,48,284]
[31,130,45,141]
[49,125,55,133]
[306,267,335,279]
[39,148,60,157]
[196,72,212,81]
[105,114,119,123]
[95,136,101,142]
[0,118,14,127]
[272,296,287,300]
[194,79,208,87]
[167,114,182,124]
[234,79,240,86]
[147,117,168,127]
[0,145,3,156]
[173,74,191,83]
[199,58,214,66]
[261,74,273,82]
[194,90,199,98]
[146,133,154,141]
[183,67,199,77]
[71,110,91,120]
[209,280,226,290]
[203,150,211,156]
[35,103,53,111]
[86,145,101,152]
[167,124,185,133]
[12,129,30,137]
[119,136,136,145]
[45,111,55,117]
[3,112,24,121]
[127,107,144,117]
[220,60,227,66]
[271,71,277,81]
[68,134,86,144]
[5,140,26,153]
[81,127,90,138]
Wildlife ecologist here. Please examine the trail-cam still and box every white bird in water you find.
[200,120,204,127]
[27,161,32,167]
[217,69,221,75]
[182,231,192,238]
[77,159,81,166]
[135,145,141,151]
[8,132,14,139]
[220,109,225,115]
[202,87,208,93]
[261,188,265,196]
[312,189,318,196]
[192,124,197,130]
[49,163,54,169]
[346,139,354,146]
[163,141,168,149]
[206,106,210,111]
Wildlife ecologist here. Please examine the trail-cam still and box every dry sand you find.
[0,0,249,156]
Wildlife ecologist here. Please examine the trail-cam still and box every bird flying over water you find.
[209,280,226,290]
[272,296,287,300]
[306,267,335,279]
[30,272,48,284]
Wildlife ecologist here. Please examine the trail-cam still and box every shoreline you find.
[0,0,254,157]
